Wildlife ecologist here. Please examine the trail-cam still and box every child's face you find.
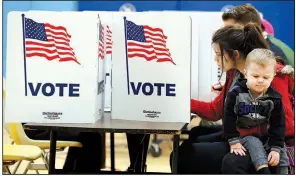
[244,62,275,94]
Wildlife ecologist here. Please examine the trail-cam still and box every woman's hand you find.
[211,81,223,92]
[268,151,280,166]
[230,142,246,156]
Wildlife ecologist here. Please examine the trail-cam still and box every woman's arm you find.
[191,69,236,122]
[191,86,226,121]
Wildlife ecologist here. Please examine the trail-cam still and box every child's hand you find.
[230,143,246,156]
[268,151,280,166]
[187,116,202,130]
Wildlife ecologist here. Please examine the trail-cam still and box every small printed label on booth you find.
[42,112,62,120]
[143,110,161,119]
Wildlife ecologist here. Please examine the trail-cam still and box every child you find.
[224,48,289,174]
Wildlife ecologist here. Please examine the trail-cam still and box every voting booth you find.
[97,11,223,112]
[111,13,192,123]
[5,10,224,124]
[5,11,104,123]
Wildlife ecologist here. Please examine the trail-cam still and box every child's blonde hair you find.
[245,49,277,72]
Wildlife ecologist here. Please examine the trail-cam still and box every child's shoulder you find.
[228,78,248,94]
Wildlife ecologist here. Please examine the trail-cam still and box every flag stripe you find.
[44,23,71,37]
[26,40,70,48]
[144,30,167,40]
[128,48,171,57]
[47,39,73,48]
[105,25,112,55]
[127,41,170,55]
[26,47,73,55]
[26,52,75,60]
[143,25,167,37]
[145,35,166,44]
[26,40,75,55]
[45,29,69,39]
[47,34,70,42]
[146,40,167,48]
[128,53,156,61]
[106,25,112,33]
[128,51,171,59]
[128,53,173,63]
[26,48,75,58]
[26,53,79,64]
[26,40,75,56]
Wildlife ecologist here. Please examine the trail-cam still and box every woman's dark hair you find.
[212,23,269,72]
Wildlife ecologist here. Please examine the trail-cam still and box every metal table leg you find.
[140,135,146,173]
[172,134,180,174]
[101,133,106,169]
[140,134,150,173]
[49,131,57,174]
[110,132,115,172]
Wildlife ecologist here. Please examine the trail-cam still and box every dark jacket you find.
[224,78,286,152]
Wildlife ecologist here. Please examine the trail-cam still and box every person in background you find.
[261,19,294,67]
[222,4,294,67]
[261,19,274,36]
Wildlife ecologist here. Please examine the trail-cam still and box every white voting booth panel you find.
[111,13,191,123]
[99,11,223,114]
[5,11,104,123]
[189,12,223,101]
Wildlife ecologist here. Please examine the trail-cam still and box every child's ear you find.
[244,69,247,76]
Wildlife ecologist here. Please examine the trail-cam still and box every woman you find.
[170,23,294,174]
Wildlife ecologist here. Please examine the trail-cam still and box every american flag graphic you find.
[98,23,105,59]
[24,17,80,65]
[106,25,112,55]
[126,20,175,65]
